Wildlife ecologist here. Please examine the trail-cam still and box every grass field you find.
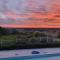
[0,35,17,49]
[0,35,17,40]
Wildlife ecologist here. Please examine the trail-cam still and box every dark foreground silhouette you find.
[0,27,60,50]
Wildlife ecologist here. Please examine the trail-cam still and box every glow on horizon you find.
[0,0,60,28]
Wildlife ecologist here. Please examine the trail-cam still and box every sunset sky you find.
[0,0,60,28]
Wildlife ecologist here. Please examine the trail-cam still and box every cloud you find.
[0,0,60,28]
[0,12,7,19]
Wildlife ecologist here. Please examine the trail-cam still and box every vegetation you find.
[57,32,60,39]
[0,27,60,50]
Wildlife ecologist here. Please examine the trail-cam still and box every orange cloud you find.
[0,0,60,28]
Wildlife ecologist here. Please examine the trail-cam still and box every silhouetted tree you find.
[0,27,7,35]
[57,32,60,39]
[12,29,18,35]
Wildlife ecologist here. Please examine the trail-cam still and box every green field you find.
[0,35,17,49]
[0,35,17,40]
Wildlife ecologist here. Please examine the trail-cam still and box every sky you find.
[0,0,60,28]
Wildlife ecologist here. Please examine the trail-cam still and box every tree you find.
[33,32,47,37]
[12,29,18,35]
[0,27,7,35]
[57,32,60,39]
